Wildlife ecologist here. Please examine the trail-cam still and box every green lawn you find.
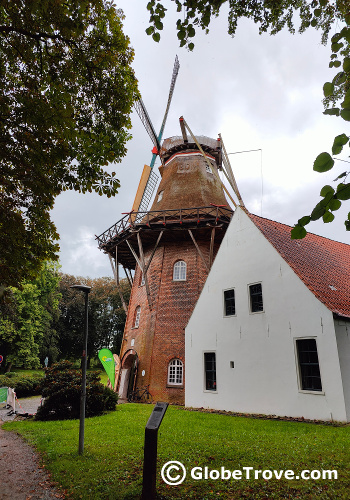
[3,404,350,499]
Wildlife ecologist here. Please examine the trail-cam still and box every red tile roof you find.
[248,212,350,319]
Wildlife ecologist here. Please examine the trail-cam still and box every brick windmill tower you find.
[96,60,244,404]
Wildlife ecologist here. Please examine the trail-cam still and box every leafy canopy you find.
[146,0,345,50]
[0,0,138,288]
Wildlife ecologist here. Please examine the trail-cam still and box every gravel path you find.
[0,397,65,499]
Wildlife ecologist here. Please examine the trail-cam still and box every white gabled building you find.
[185,207,350,422]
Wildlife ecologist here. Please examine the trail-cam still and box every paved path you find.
[0,398,65,499]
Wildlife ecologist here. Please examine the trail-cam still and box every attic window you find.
[329,285,337,291]
[205,164,212,174]
[157,191,164,202]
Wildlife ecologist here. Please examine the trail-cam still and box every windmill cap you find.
[161,135,221,163]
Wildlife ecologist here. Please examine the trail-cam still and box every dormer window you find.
[157,190,164,202]
[206,164,212,174]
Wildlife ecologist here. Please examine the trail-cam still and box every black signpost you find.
[142,402,169,500]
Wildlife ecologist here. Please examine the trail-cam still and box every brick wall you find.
[119,230,222,405]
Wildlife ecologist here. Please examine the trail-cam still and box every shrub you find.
[0,372,43,398]
[35,360,118,421]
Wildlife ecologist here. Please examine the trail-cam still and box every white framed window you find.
[224,288,235,316]
[173,260,187,281]
[248,282,264,313]
[168,358,183,385]
[204,352,217,391]
[295,338,323,392]
[134,306,141,328]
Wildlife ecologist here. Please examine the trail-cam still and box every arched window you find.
[173,260,186,281]
[168,359,183,385]
[134,306,141,328]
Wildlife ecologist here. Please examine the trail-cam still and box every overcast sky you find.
[50,1,349,279]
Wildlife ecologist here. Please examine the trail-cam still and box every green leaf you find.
[333,72,346,84]
[336,183,350,200]
[323,108,340,116]
[334,171,347,181]
[340,109,350,121]
[145,26,154,35]
[313,152,334,173]
[311,202,326,221]
[343,57,350,73]
[331,42,343,53]
[147,1,155,10]
[329,198,342,211]
[323,82,334,97]
[323,211,335,223]
[314,8,321,17]
[291,225,307,239]
[345,220,350,231]
[298,216,311,227]
[332,133,349,155]
[188,42,194,51]
[152,32,160,42]
[342,90,350,109]
[154,19,163,30]
[320,185,335,197]
[333,60,342,68]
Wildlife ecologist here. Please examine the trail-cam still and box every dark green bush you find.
[35,360,118,421]
[0,373,43,398]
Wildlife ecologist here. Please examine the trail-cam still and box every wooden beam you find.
[188,229,210,272]
[123,265,133,288]
[209,227,215,269]
[108,253,128,314]
[126,239,142,269]
[137,232,153,310]
[144,230,164,274]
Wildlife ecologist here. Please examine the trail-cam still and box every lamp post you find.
[70,284,91,455]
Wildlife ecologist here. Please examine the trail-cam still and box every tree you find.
[55,273,131,363]
[0,262,61,370]
[0,1,138,288]
[145,1,350,237]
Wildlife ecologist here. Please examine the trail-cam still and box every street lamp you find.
[70,284,91,455]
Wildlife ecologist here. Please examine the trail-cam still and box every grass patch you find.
[3,405,350,499]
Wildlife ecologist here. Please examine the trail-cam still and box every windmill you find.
[96,60,249,404]
[131,55,180,219]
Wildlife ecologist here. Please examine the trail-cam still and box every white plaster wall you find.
[185,208,347,421]
[334,319,350,420]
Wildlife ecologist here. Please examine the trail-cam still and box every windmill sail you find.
[132,56,180,214]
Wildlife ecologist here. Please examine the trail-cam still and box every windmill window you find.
[249,283,264,313]
[133,306,141,328]
[205,164,212,174]
[296,338,322,392]
[173,260,187,281]
[157,190,164,202]
[140,272,145,286]
[168,359,183,385]
[224,289,235,316]
[204,352,217,391]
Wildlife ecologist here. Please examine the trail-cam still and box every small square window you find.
[224,289,235,316]
[249,283,263,313]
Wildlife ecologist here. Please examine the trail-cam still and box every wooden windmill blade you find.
[131,56,180,219]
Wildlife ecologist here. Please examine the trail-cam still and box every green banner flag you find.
[98,348,115,389]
